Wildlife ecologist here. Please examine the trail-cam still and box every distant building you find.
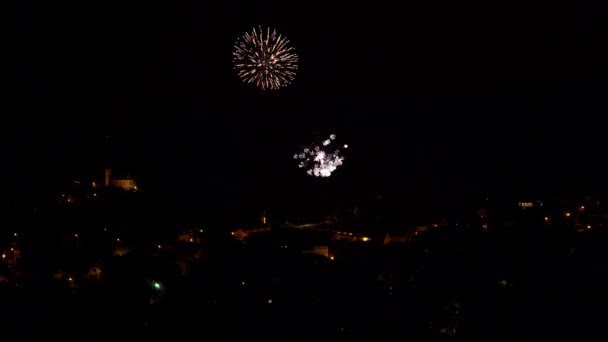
[111,178,137,190]
[93,167,138,190]
[231,211,272,241]
[382,221,447,245]
[178,227,200,243]
[231,226,271,241]
[518,202,534,209]
[331,232,355,241]
[113,246,130,256]
[231,228,248,241]
[302,245,329,258]
[87,266,102,280]
[383,232,410,245]
[517,199,544,209]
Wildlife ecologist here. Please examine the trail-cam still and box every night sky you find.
[7,1,608,220]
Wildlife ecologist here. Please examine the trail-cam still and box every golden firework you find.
[233,27,298,90]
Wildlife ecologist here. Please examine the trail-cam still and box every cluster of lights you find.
[294,134,348,177]
[546,203,597,231]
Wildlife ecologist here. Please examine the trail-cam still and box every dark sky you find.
[6,1,608,219]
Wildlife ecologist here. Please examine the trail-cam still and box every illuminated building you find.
[518,202,534,209]
[383,233,410,245]
[87,266,102,280]
[93,167,138,190]
[302,245,329,258]
[230,227,271,241]
[178,227,201,243]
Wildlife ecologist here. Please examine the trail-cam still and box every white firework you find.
[294,134,347,177]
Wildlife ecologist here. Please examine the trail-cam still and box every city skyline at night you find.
[4,2,608,339]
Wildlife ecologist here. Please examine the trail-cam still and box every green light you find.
[153,282,161,289]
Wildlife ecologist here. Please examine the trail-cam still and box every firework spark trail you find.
[233,27,298,90]
[294,134,347,177]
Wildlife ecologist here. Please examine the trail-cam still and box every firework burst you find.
[294,134,348,177]
[233,27,298,90]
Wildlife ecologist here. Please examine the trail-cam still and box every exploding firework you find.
[233,27,298,90]
[294,134,348,177]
